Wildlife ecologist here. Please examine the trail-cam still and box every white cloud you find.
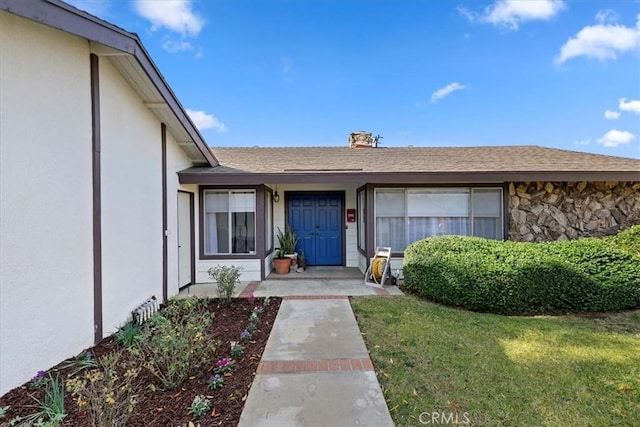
[430,82,467,103]
[619,98,640,114]
[161,38,194,53]
[604,110,620,120]
[597,129,635,147]
[555,14,640,64]
[574,138,591,146]
[186,109,227,133]
[134,0,204,37]
[459,0,565,30]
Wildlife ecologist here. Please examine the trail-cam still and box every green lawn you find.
[351,295,640,427]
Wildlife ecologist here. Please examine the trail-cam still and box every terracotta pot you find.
[274,258,290,274]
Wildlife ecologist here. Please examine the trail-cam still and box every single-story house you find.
[179,143,640,282]
[1,0,639,396]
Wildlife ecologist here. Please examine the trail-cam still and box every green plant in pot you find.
[276,226,300,261]
[273,249,291,275]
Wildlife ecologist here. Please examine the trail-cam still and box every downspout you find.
[90,53,103,343]
[161,123,168,302]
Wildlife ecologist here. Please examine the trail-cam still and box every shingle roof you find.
[207,145,640,173]
[177,145,639,185]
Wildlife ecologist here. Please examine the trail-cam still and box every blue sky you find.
[67,0,640,159]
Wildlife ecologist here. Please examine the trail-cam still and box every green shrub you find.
[136,307,216,390]
[403,234,640,315]
[208,265,243,305]
[605,224,640,256]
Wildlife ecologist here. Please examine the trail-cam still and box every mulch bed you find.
[0,297,281,426]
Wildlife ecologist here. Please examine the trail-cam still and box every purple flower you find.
[240,329,251,340]
[216,358,231,368]
[32,370,46,381]
[253,305,263,312]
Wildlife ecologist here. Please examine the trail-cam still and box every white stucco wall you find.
[0,12,94,395]
[99,58,167,335]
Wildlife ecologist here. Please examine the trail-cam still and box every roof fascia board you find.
[1,0,218,167]
[177,171,640,185]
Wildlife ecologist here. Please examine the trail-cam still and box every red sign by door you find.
[347,209,356,222]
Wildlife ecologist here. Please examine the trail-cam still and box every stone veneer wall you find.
[508,181,640,242]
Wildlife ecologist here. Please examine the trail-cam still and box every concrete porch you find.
[179,267,403,298]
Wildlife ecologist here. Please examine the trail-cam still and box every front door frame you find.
[284,190,346,266]
[177,190,195,289]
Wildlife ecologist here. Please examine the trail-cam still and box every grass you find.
[351,295,640,427]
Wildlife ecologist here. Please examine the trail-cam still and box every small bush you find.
[208,265,242,305]
[65,351,139,427]
[136,307,216,390]
[403,233,640,315]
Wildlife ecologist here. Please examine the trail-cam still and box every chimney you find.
[349,131,381,148]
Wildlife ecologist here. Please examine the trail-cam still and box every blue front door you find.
[288,194,343,266]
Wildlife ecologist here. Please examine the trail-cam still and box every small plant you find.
[240,329,252,341]
[30,370,48,390]
[249,312,259,323]
[277,226,299,255]
[189,395,211,418]
[0,406,8,419]
[23,373,66,426]
[65,351,139,427]
[246,323,257,333]
[263,296,272,306]
[213,357,235,374]
[230,342,244,357]
[208,374,225,390]
[208,265,243,305]
[252,305,264,314]
[60,351,99,377]
[115,321,142,348]
[136,311,215,390]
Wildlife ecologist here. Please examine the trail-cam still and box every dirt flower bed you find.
[0,296,281,426]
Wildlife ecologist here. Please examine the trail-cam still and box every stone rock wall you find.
[508,181,640,242]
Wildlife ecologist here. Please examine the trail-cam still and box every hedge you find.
[402,228,640,315]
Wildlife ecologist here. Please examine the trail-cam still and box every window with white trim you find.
[375,187,503,251]
[204,190,256,255]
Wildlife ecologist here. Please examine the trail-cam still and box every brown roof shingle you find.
[178,145,640,184]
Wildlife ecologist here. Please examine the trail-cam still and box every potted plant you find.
[276,226,299,264]
[273,249,291,275]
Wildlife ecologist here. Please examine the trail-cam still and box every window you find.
[204,190,256,255]
[374,187,503,251]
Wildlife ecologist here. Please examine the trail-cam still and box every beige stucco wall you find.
[0,12,94,395]
[508,181,640,241]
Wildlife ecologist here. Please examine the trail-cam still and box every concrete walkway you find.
[238,281,396,426]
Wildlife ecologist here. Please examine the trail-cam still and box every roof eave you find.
[177,170,640,185]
